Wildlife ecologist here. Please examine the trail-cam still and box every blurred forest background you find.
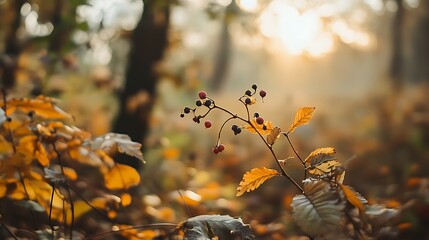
[1,0,429,239]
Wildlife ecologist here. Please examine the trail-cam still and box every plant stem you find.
[214,105,303,192]
[85,223,176,240]
[283,133,307,179]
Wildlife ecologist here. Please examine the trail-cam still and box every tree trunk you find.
[0,0,26,91]
[113,1,170,150]
[389,0,405,89]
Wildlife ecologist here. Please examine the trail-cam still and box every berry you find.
[254,112,259,118]
[184,107,191,114]
[204,99,212,107]
[199,91,207,99]
[212,147,219,154]
[180,113,185,118]
[232,124,238,131]
[217,144,225,152]
[193,116,201,123]
[259,90,267,98]
[235,128,242,135]
[262,125,267,130]
[252,84,257,90]
[196,100,202,107]
[204,121,212,129]
[245,98,251,104]
[256,117,264,125]
[245,90,252,96]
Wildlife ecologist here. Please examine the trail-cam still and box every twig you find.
[85,223,176,240]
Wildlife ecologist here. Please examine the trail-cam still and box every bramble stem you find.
[283,133,307,179]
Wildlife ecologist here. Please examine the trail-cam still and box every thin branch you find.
[214,105,303,192]
[52,144,74,240]
[178,190,192,218]
[215,115,237,146]
[85,223,177,240]
[0,222,18,240]
[283,133,307,179]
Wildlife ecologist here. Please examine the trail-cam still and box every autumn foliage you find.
[0,95,144,238]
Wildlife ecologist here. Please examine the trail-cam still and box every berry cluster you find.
[181,85,267,155]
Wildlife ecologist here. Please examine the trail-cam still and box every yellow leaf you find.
[267,127,281,145]
[35,142,50,166]
[288,107,315,133]
[243,120,274,136]
[304,147,336,164]
[236,167,279,196]
[63,167,78,180]
[6,96,72,119]
[0,184,7,198]
[0,136,13,156]
[339,184,365,212]
[308,160,341,175]
[104,164,140,190]
[121,193,132,207]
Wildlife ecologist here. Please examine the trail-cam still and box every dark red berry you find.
[184,107,191,114]
[196,100,202,106]
[256,117,264,125]
[199,91,207,99]
[180,113,185,118]
[252,84,257,90]
[245,90,252,96]
[212,147,219,154]
[259,90,266,98]
[245,98,251,104]
[217,144,225,152]
[204,121,212,129]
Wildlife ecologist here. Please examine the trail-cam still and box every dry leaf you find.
[236,167,279,196]
[6,96,72,119]
[104,164,140,190]
[267,127,281,145]
[91,133,144,163]
[121,193,132,207]
[243,120,274,136]
[339,184,365,212]
[308,160,341,175]
[304,147,336,165]
[288,107,315,133]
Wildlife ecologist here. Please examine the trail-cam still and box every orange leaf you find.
[305,147,336,165]
[288,107,315,133]
[236,167,279,196]
[339,184,365,212]
[243,120,274,136]
[6,96,72,119]
[121,193,132,207]
[104,164,140,190]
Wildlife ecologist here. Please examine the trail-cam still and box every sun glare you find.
[258,0,373,57]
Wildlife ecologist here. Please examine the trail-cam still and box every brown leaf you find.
[339,184,365,212]
[267,127,281,145]
[243,120,274,136]
[236,167,279,196]
[104,164,140,190]
[304,147,336,165]
[308,160,341,175]
[91,133,144,163]
[6,96,72,119]
[288,107,315,133]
